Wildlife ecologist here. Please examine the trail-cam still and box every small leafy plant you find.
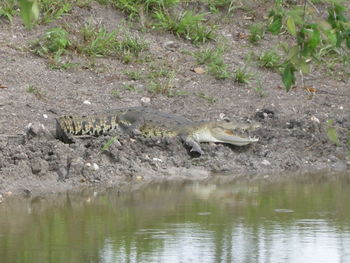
[234,67,251,84]
[194,47,231,79]
[249,22,265,44]
[153,10,215,44]
[258,50,281,69]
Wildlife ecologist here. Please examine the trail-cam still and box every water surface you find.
[0,172,350,263]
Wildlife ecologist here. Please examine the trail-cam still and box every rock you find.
[30,159,49,175]
[163,41,179,51]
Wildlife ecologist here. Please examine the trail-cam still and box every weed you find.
[111,89,121,99]
[205,0,237,14]
[114,0,179,17]
[121,84,137,92]
[123,70,143,80]
[0,0,17,22]
[40,0,72,24]
[148,69,171,79]
[198,92,216,104]
[249,22,265,44]
[234,67,251,84]
[258,50,281,69]
[147,72,176,96]
[79,24,148,62]
[153,10,214,44]
[250,80,265,97]
[100,136,118,152]
[33,27,70,57]
[27,85,45,100]
[194,47,231,79]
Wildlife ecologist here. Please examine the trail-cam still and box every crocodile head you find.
[192,120,260,146]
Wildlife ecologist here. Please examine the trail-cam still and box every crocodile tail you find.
[56,115,120,142]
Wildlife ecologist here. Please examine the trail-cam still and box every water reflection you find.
[0,172,350,263]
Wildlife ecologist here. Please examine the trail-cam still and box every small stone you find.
[86,163,91,167]
[83,100,91,105]
[43,114,48,119]
[152,157,163,162]
[141,97,151,103]
[92,163,99,170]
[310,116,320,123]
[261,159,271,166]
[136,175,144,180]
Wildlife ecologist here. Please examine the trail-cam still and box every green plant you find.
[153,10,214,44]
[258,50,281,69]
[114,0,179,18]
[79,24,148,62]
[111,89,121,99]
[268,0,350,91]
[234,67,251,84]
[19,0,39,28]
[250,79,265,97]
[122,84,137,92]
[249,22,265,44]
[123,70,143,80]
[198,92,216,104]
[100,136,118,152]
[326,120,340,146]
[194,47,231,79]
[33,27,71,57]
[31,27,72,69]
[27,85,44,100]
[147,72,177,96]
[39,0,72,24]
[0,0,17,22]
[205,0,237,14]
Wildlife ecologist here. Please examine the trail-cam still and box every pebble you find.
[83,100,91,105]
[92,163,99,171]
[43,114,48,119]
[261,159,271,166]
[310,115,320,123]
[141,97,151,103]
[152,157,163,162]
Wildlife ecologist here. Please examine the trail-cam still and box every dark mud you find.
[0,2,349,198]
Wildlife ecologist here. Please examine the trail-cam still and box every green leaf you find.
[101,136,118,152]
[299,60,310,74]
[309,27,321,49]
[326,120,340,146]
[268,15,282,35]
[19,0,39,28]
[286,16,297,36]
[282,63,295,92]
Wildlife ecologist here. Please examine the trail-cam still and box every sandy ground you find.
[0,2,349,198]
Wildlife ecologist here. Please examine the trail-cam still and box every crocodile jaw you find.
[193,131,258,146]
[192,121,259,146]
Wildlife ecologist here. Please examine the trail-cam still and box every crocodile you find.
[56,107,260,154]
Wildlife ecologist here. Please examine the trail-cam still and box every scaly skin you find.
[56,107,260,154]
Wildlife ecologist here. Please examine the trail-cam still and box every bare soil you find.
[0,2,349,198]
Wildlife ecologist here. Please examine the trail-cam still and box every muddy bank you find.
[0,3,349,198]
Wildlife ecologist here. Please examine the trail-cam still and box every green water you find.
[1,173,350,263]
